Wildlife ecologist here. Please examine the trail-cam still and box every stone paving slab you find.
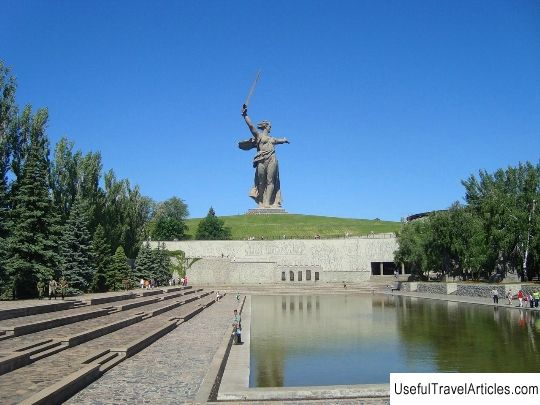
[67,295,238,404]
[0,293,212,404]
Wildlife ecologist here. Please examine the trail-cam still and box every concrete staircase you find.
[0,286,215,404]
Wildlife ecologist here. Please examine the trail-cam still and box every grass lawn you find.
[185,214,400,240]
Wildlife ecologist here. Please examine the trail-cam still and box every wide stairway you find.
[0,286,215,404]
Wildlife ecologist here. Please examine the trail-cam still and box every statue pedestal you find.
[246,208,288,215]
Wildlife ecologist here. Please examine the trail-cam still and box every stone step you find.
[9,295,215,404]
[0,293,210,376]
[0,307,112,337]
[30,342,69,361]
[0,301,76,321]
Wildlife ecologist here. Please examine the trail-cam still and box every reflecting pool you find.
[249,294,540,387]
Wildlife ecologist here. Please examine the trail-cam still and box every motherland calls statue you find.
[238,105,290,208]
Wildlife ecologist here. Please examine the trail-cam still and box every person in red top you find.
[517,290,524,307]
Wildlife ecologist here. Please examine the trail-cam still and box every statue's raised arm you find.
[241,105,259,138]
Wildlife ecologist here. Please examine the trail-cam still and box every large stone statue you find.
[239,105,290,208]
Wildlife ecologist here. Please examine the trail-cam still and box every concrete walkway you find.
[67,295,238,404]
[385,289,540,311]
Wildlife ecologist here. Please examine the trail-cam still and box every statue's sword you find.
[243,69,261,109]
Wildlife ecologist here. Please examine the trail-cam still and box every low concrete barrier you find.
[19,363,101,405]
[0,351,32,375]
[140,289,164,297]
[0,340,62,375]
[87,293,135,306]
[115,297,160,311]
[1,308,110,337]
[64,314,145,346]
[148,300,184,317]
[161,291,184,301]
[111,320,178,358]
[0,301,75,321]
[13,289,214,404]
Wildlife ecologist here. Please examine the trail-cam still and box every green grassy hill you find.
[185,214,400,240]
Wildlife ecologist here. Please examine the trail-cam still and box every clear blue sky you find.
[2,0,539,220]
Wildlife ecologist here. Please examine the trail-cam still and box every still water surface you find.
[249,294,540,387]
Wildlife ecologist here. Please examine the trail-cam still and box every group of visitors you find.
[493,288,540,308]
[139,276,188,290]
[516,289,540,308]
[36,278,69,300]
[140,279,158,289]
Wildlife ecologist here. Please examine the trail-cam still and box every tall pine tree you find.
[91,224,110,292]
[107,246,130,291]
[154,242,171,285]
[135,240,156,281]
[59,196,94,293]
[5,108,59,298]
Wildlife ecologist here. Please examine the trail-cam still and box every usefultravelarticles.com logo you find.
[390,373,540,404]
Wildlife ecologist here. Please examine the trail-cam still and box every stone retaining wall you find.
[417,283,447,295]
[402,282,540,299]
[521,285,540,296]
[455,284,506,298]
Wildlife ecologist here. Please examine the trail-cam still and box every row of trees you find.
[0,60,230,299]
[395,162,540,281]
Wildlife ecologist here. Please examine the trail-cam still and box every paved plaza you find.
[1,284,537,404]
[67,295,238,404]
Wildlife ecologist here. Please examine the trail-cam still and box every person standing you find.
[506,289,513,305]
[533,291,540,308]
[37,280,45,299]
[492,288,499,304]
[59,277,68,300]
[528,292,534,308]
[232,309,242,344]
[48,278,57,300]
[518,290,524,307]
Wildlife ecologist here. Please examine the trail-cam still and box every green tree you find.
[396,162,540,282]
[152,217,187,240]
[5,108,60,298]
[148,196,188,240]
[77,150,104,235]
[135,240,156,281]
[123,185,152,258]
[395,219,431,279]
[463,162,540,279]
[59,197,95,293]
[0,61,17,294]
[91,224,110,292]
[195,207,231,240]
[102,171,152,259]
[154,242,171,285]
[107,246,130,291]
[51,138,80,222]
